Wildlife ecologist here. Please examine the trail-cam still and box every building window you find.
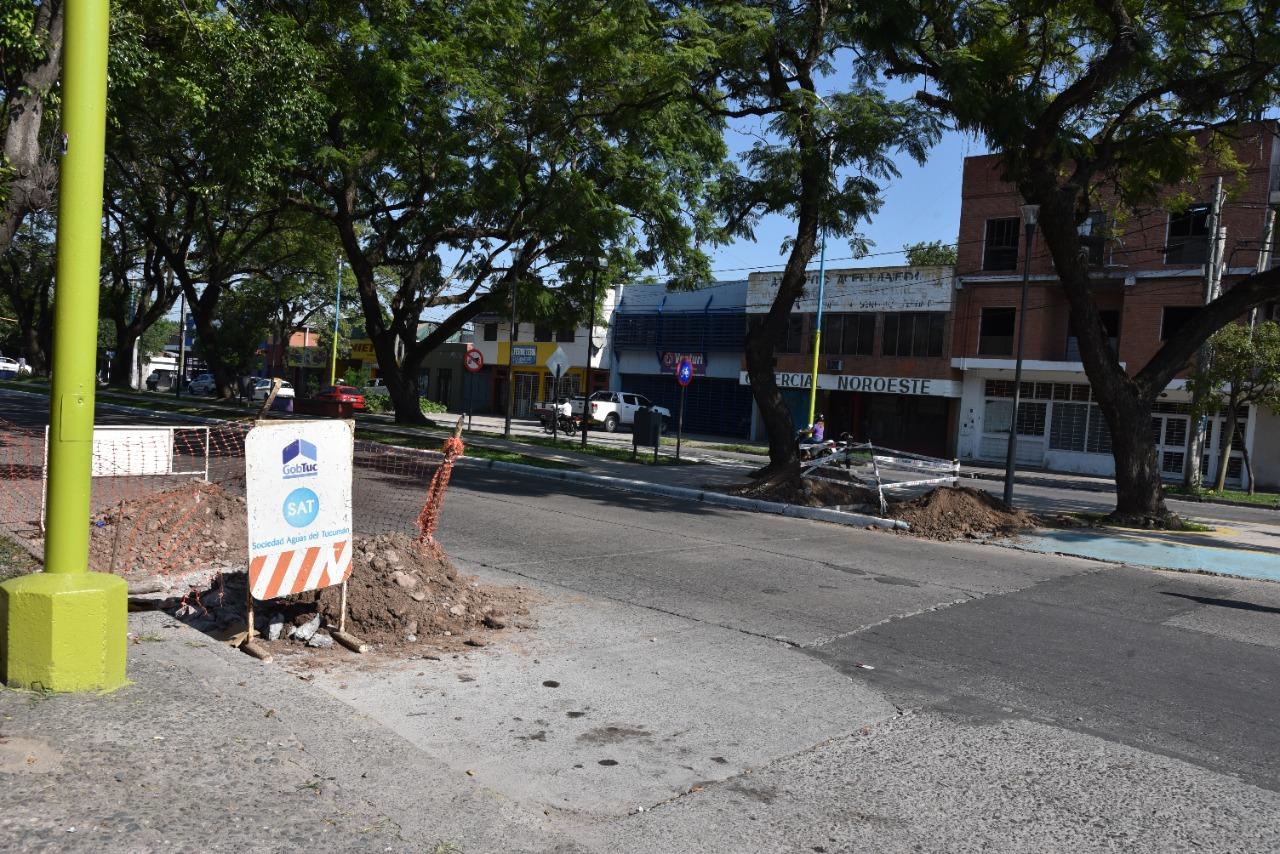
[777,315,806,353]
[1166,205,1209,265]
[820,313,875,357]
[982,217,1020,271]
[978,307,1016,356]
[882,312,944,357]
[1079,211,1109,266]
[1161,306,1200,341]
[534,323,553,342]
[555,328,575,343]
[1065,310,1120,360]
[483,322,498,341]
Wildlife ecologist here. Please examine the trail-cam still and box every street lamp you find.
[1002,203,1039,506]
[582,255,607,448]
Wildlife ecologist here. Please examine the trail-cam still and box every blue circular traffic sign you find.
[676,358,693,387]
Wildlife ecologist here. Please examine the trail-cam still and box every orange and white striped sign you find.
[249,541,353,601]
[245,420,354,601]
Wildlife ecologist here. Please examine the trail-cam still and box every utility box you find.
[633,406,661,457]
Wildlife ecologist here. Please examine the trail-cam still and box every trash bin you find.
[633,406,661,451]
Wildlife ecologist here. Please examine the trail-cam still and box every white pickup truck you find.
[577,390,671,433]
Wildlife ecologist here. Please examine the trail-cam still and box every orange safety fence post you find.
[416,416,465,560]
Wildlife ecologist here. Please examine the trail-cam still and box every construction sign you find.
[245,420,354,600]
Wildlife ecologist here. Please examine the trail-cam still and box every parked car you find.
[187,373,217,395]
[362,377,389,397]
[584,390,671,433]
[145,369,175,391]
[251,378,295,400]
[314,385,366,410]
[0,356,30,377]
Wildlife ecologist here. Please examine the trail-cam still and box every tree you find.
[859,0,1280,523]
[0,208,54,371]
[1189,321,1280,494]
[699,0,938,475]
[99,206,182,387]
[271,0,723,423]
[0,0,62,260]
[106,0,327,397]
[903,240,957,267]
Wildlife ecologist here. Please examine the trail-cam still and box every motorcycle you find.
[795,428,837,461]
[541,401,582,435]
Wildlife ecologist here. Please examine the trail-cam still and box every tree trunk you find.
[21,323,48,375]
[373,330,428,425]
[0,0,64,260]
[109,324,139,388]
[1212,397,1239,493]
[744,316,800,473]
[1242,437,1255,495]
[1106,393,1169,523]
[1023,177,1176,522]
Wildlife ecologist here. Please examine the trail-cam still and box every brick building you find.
[951,122,1280,488]
[744,265,961,457]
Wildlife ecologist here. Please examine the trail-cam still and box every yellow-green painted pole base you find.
[0,571,127,692]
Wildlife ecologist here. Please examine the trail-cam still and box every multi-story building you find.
[471,300,615,418]
[743,265,962,457]
[609,279,754,437]
[951,122,1280,488]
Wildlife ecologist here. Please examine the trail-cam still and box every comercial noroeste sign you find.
[245,419,354,600]
[739,371,962,398]
[746,265,954,313]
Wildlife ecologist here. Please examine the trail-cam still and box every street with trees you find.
[857,0,1280,523]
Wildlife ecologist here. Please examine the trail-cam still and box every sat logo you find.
[282,439,318,479]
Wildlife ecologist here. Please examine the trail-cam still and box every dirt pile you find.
[312,532,532,650]
[168,531,534,655]
[91,481,248,578]
[888,486,1038,540]
[727,471,877,508]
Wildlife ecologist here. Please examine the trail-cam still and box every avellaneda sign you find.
[738,371,962,398]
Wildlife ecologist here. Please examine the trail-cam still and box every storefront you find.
[955,366,1252,487]
[742,371,962,458]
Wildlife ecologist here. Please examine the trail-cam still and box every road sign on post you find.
[463,349,484,373]
[675,358,693,461]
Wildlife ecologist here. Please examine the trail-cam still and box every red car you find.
[314,385,367,411]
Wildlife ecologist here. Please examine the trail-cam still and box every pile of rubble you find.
[171,532,533,655]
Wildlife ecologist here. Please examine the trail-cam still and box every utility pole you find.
[330,257,343,387]
[1185,178,1226,489]
[582,256,606,448]
[504,277,517,440]
[1001,204,1039,506]
[1,0,127,691]
[1250,208,1276,331]
[174,291,187,398]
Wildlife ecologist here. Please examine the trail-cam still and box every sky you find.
[706,126,980,280]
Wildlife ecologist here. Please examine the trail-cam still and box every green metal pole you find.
[0,0,126,691]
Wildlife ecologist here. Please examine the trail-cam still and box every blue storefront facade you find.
[610,280,754,439]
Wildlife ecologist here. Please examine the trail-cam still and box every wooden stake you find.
[332,579,368,653]
[238,586,273,662]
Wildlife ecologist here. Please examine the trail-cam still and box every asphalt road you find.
[436,466,1280,790]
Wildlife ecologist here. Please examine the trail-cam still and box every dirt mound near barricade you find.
[888,486,1038,540]
[312,532,533,651]
[727,470,877,508]
[90,481,247,578]
[166,532,535,656]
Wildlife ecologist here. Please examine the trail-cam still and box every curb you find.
[963,468,1277,512]
[2,387,907,531]
[454,454,909,531]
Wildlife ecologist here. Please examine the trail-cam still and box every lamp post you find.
[1002,204,1039,506]
[805,224,828,428]
[582,255,606,449]
[504,273,517,440]
[1,0,127,691]
[329,257,343,387]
